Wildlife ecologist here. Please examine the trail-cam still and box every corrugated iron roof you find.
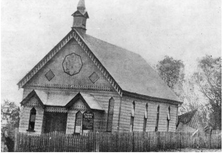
[35,90,75,106]
[83,34,180,102]
[33,90,103,110]
[80,93,103,110]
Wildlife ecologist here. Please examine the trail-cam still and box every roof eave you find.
[122,90,183,105]
[17,30,74,89]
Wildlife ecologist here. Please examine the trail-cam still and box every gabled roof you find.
[178,109,198,124]
[21,90,104,110]
[72,10,89,18]
[66,92,104,111]
[35,90,75,106]
[83,34,180,102]
[18,29,181,103]
[20,90,45,108]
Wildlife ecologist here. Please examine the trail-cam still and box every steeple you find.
[77,0,85,11]
[72,0,89,34]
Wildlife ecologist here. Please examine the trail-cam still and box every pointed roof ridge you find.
[65,92,104,110]
[77,0,85,10]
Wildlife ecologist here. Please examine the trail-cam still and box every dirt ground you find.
[166,148,221,152]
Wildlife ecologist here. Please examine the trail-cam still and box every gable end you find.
[18,29,123,97]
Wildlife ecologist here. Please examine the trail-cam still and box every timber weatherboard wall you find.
[119,96,177,132]
[19,103,44,134]
[64,91,121,133]
[21,87,121,134]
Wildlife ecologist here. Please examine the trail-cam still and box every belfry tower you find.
[72,0,89,34]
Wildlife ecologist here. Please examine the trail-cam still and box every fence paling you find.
[15,131,221,152]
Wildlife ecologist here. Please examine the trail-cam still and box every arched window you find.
[130,101,135,132]
[155,105,160,131]
[75,111,83,134]
[107,97,114,132]
[143,103,148,132]
[28,107,36,131]
[167,106,171,131]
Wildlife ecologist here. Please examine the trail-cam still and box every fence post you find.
[96,132,99,152]
[132,132,135,152]
[209,130,212,149]
[14,128,18,152]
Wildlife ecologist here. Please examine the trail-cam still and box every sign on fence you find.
[82,111,94,130]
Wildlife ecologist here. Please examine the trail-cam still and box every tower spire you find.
[77,0,85,10]
[72,0,89,34]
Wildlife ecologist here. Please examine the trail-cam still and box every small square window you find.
[89,72,99,84]
[45,70,55,81]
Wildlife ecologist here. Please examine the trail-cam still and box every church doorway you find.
[44,112,67,133]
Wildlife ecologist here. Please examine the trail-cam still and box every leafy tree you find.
[1,100,20,141]
[156,56,185,99]
[156,56,206,118]
[193,55,221,130]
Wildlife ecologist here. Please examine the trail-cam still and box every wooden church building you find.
[18,0,182,135]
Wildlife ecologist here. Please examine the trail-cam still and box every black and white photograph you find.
[1,0,221,152]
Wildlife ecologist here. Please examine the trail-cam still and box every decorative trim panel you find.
[45,107,68,113]
[45,70,55,81]
[89,72,99,84]
[27,84,113,91]
[62,53,83,76]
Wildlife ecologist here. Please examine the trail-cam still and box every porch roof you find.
[79,93,103,110]
[31,90,104,110]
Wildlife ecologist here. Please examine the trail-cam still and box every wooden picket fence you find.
[14,131,221,152]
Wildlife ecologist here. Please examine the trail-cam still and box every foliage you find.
[1,100,20,140]
[156,56,185,99]
[193,55,221,130]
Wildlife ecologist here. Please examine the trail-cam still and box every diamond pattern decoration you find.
[45,70,55,81]
[89,72,100,84]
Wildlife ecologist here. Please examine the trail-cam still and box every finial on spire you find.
[77,0,85,10]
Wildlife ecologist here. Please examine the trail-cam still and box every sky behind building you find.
[1,0,221,104]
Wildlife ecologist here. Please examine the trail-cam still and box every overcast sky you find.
[1,0,221,105]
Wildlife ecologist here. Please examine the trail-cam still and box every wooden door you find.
[44,112,67,133]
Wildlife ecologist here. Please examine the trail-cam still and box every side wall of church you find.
[119,96,178,132]
[19,96,44,134]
